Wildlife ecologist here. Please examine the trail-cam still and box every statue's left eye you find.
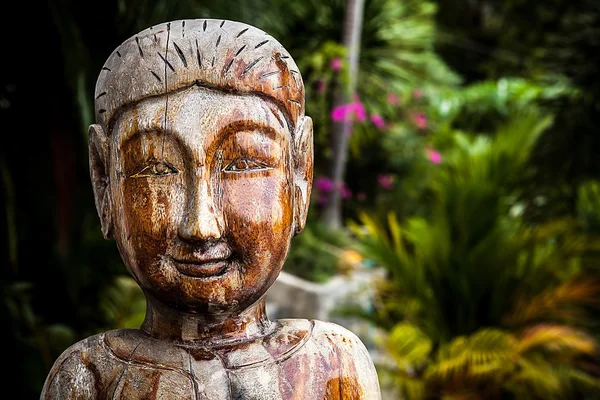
[130,162,178,178]
[223,158,270,172]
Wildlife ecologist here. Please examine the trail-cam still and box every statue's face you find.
[108,86,295,314]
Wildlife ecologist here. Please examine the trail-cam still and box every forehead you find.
[112,86,292,145]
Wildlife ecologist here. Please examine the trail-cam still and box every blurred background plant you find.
[347,111,600,398]
[3,0,599,398]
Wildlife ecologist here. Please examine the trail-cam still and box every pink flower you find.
[413,113,428,129]
[331,104,350,121]
[412,88,423,99]
[353,101,366,122]
[426,148,442,164]
[377,174,395,190]
[370,113,385,129]
[331,100,367,123]
[315,176,335,193]
[340,183,352,199]
[315,79,326,93]
[387,93,399,106]
[331,57,342,72]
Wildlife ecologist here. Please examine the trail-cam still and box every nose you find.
[178,179,224,242]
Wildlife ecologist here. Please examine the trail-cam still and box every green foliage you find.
[349,0,460,156]
[379,317,600,399]
[283,218,352,283]
[577,180,600,236]
[349,111,600,398]
[101,276,146,329]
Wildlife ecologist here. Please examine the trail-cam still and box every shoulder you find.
[284,319,382,399]
[40,330,128,399]
[311,320,373,360]
[313,320,382,399]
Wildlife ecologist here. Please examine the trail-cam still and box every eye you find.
[130,161,178,178]
[223,158,271,172]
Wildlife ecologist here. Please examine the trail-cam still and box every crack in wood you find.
[150,70,162,82]
[173,41,188,67]
[224,58,234,74]
[235,45,247,57]
[196,39,202,68]
[157,52,175,72]
[161,22,171,160]
[255,40,269,49]
[259,71,280,80]
[241,57,263,76]
[135,37,144,58]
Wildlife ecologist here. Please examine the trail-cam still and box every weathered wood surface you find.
[41,19,381,399]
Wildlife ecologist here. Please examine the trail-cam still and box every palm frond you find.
[377,364,426,400]
[506,356,562,399]
[427,329,516,381]
[386,322,433,366]
[516,324,597,356]
[507,278,600,326]
[100,275,146,329]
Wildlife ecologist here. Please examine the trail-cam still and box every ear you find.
[293,116,314,235]
[89,124,113,239]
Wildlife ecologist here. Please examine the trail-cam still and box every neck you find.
[140,294,274,346]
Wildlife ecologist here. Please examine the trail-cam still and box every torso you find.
[41,319,381,399]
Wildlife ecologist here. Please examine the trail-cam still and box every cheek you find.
[222,172,293,253]
[116,177,182,253]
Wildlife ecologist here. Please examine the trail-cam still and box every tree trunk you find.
[322,0,365,228]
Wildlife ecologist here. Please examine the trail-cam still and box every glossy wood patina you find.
[42,19,381,399]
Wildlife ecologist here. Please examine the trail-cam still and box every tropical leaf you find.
[386,322,433,366]
[100,275,146,329]
[507,278,600,326]
[427,329,515,381]
[516,324,597,356]
[506,356,562,399]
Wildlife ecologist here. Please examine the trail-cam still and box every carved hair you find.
[94,19,305,135]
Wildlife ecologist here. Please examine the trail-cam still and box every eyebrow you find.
[206,120,283,157]
[118,119,284,160]
[118,127,185,153]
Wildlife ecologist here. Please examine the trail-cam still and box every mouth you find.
[170,256,231,278]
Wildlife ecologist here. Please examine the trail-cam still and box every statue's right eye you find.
[222,158,271,173]
[130,161,178,178]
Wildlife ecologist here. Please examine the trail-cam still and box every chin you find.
[141,266,275,314]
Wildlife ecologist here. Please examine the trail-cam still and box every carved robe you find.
[42,319,381,399]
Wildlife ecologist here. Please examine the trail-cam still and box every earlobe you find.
[293,116,314,235]
[89,124,113,240]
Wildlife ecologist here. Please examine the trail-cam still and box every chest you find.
[107,353,338,400]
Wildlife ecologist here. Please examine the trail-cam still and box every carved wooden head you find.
[88,19,313,315]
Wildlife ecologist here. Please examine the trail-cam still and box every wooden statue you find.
[41,19,381,399]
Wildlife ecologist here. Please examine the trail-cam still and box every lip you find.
[170,257,230,278]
